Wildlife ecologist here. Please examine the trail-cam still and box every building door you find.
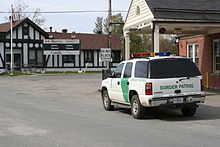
[6,53,21,70]
[14,53,21,70]
[187,44,199,66]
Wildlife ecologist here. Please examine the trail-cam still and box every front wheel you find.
[102,90,114,111]
[131,95,145,119]
[181,105,197,116]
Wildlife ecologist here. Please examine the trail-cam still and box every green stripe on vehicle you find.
[121,78,129,103]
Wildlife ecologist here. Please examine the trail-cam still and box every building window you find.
[213,39,220,72]
[187,44,199,66]
[6,54,11,63]
[135,6,140,15]
[37,50,43,66]
[63,55,75,63]
[85,50,93,63]
[23,27,29,35]
[29,50,36,66]
[29,49,43,67]
[112,50,121,63]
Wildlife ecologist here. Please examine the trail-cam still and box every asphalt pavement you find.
[0,74,220,147]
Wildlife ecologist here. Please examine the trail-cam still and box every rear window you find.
[150,58,201,79]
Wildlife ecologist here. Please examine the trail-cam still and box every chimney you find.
[49,27,53,32]
[62,29,68,33]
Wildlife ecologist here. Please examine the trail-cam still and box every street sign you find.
[44,50,80,55]
[101,48,112,62]
[43,39,80,51]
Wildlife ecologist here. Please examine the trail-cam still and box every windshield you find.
[149,58,201,79]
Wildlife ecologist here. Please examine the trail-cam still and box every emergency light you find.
[131,52,171,58]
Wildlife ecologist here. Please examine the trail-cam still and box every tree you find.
[160,35,178,55]
[130,33,178,54]
[93,14,178,55]
[94,13,124,35]
[130,33,152,54]
[109,13,124,35]
[93,17,103,34]
[5,0,45,27]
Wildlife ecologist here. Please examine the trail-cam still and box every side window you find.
[123,62,133,78]
[135,61,148,78]
[114,63,124,78]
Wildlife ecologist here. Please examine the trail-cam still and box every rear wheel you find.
[181,105,197,116]
[131,95,145,119]
[102,90,114,111]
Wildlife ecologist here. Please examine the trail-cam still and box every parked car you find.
[101,53,205,119]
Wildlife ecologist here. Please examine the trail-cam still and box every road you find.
[0,74,220,147]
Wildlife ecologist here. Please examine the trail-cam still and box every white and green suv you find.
[101,55,205,119]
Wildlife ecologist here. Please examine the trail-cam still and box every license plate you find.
[173,98,184,103]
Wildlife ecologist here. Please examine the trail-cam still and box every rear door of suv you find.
[149,58,202,97]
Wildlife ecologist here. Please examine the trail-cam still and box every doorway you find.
[6,53,22,70]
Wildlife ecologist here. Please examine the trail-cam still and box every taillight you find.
[201,79,204,91]
[145,82,153,95]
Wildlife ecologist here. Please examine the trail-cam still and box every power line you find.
[0,10,127,14]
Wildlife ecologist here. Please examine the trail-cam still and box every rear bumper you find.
[141,94,205,107]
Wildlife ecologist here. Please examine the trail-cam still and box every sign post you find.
[100,48,112,69]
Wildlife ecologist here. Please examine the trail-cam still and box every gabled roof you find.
[146,0,220,21]
[0,18,48,37]
[0,19,24,33]
[48,32,123,50]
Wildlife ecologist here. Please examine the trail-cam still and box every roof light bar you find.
[155,52,171,56]
[131,52,171,58]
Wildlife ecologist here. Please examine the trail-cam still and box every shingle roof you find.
[0,19,24,33]
[0,18,48,37]
[146,0,220,21]
[48,32,123,50]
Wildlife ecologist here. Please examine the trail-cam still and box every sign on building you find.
[100,48,112,62]
[43,39,80,55]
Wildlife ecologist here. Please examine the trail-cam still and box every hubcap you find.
[104,94,109,107]
[132,100,138,115]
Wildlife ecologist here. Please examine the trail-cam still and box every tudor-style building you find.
[0,18,123,73]
[45,31,123,72]
[0,18,48,72]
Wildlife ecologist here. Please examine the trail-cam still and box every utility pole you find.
[108,0,112,27]
[107,0,112,69]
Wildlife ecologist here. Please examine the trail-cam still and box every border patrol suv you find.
[101,52,205,119]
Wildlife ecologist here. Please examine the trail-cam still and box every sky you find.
[0,0,131,33]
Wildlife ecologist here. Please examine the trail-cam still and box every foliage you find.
[93,17,103,34]
[5,0,45,27]
[109,13,124,35]
[94,13,124,35]
[130,33,178,54]
[94,14,177,54]
[130,33,152,54]
[160,35,178,55]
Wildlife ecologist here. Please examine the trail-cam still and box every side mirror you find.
[102,69,113,80]
[110,72,116,78]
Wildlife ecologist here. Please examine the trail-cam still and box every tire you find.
[131,94,145,119]
[102,90,114,111]
[181,105,197,116]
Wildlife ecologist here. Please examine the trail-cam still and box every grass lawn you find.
[0,71,101,76]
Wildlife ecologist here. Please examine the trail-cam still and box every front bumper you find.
[148,94,205,107]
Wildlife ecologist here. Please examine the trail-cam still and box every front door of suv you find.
[109,63,125,103]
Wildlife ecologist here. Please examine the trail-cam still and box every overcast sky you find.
[0,0,131,33]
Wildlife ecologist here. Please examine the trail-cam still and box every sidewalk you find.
[205,89,220,96]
